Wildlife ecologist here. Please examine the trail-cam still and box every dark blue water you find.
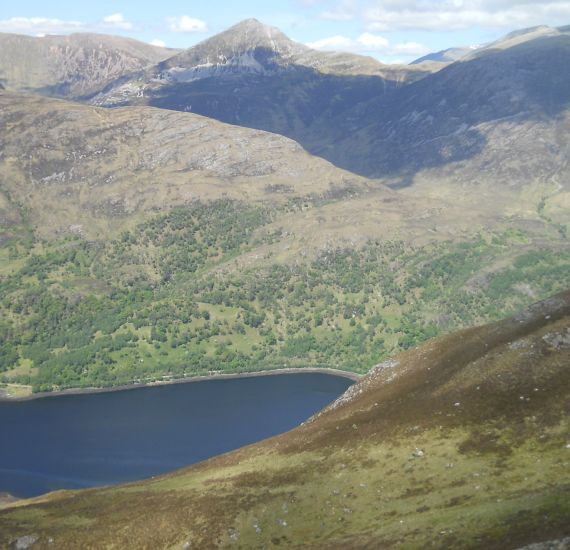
[0,373,352,498]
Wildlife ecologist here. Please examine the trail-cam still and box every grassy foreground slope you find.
[1,290,569,549]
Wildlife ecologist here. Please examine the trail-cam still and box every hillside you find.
[0,91,381,241]
[411,45,477,66]
[307,32,570,195]
[471,25,568,56]
[1,290,569,548]
[0,89,569,396]
[410,25,567,66]
[0,32,176,98]
[91,19,430,149]
[89,21,570,206]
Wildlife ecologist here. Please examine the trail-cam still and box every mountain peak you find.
[159,18,306,79]
[203,17,300,54]
[229,18,266,30]
[503,24,554,40]
[479,24,564,53]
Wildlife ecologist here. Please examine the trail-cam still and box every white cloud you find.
[319,0,358,20]
[0,13,135,35]
[150,38,166,47]
[0,16,84,34]
[390,41,429,55]
[363,1,570,31]
[102,13,133,31]
[302,0,570,32]
[307,31,428,56]
[307,34,354,49]
[167,15,208,33]
[320,9,354,20]
[356,31,388,49]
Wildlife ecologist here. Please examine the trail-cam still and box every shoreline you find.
[0,367,361,403]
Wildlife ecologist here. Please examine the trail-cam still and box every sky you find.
[1,1,569,63]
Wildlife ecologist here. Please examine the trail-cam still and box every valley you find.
[0,13,569,549]
[1,290,568,548]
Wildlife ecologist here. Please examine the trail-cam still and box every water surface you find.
[0,373,352,497]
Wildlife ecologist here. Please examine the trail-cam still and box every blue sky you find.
[1,1,569,63]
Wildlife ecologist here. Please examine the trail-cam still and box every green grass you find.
[0,200,569,393]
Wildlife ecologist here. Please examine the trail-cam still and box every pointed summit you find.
[199,18,301,54]
[227,18,270,32]
[158,18,307,80]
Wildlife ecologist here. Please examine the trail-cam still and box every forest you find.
[1,199,569,393]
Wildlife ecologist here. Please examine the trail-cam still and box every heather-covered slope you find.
[1,291,569,548]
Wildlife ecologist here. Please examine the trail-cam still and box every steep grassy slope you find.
[0,32,176,98]
[1,291,569,549]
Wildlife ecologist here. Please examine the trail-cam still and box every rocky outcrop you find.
[0,32,176,98]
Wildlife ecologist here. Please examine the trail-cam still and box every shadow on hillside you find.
[146,66,401,138]
[316,35,570,183]
[107,37,570,184]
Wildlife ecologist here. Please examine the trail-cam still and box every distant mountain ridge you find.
[0,20,568,232]
[104,18,429,88]
[305,30,570,191]
[412,24,569,66]
[90,19,430,141]
[478,24,569,54]
[86,20,570,199]
[0,32,177,98]
[411,46,478,65]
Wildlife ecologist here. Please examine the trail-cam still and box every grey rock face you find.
[0,32,176,98]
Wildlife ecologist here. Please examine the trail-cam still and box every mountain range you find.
[311,29,570,183]
[0,32,176,99]
[0,20,568,242]
[82,20,570,192]
[0,17,569,548]
[2,20,569,197]
[86,19,430,175]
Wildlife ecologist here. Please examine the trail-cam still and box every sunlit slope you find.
[1,290,568,549]
[0,32,176,98]
[0,91,383,241]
